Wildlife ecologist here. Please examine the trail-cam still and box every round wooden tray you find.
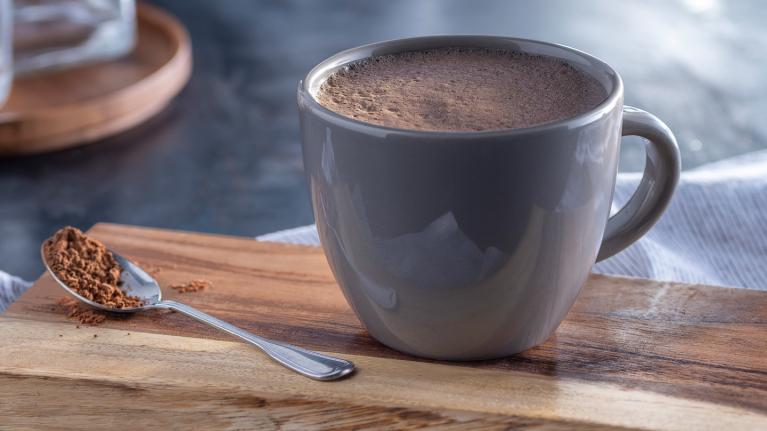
[0,3,192,155]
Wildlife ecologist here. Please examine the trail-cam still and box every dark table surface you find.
[2,0,766,280]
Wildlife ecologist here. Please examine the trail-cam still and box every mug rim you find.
[299,35,624,138]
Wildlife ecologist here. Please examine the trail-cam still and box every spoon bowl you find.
[43,247,162,313]
[41,244,355,381]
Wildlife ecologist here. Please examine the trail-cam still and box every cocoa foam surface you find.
[316,48,607,132]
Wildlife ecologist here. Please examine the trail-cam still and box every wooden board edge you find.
[1,317,764,431]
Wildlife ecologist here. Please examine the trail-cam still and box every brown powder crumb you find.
[57,297,108,325]
[170,279,211,293]
[43,226,142,309]
[93,334,98,338]
[58,297,75,306]
[70,306,107,325]
[135,261,162,277]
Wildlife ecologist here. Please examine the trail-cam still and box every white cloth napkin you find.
[3,150,766,313]
[0,271,32,312]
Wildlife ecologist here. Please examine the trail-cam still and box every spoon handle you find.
[158,300,354,381]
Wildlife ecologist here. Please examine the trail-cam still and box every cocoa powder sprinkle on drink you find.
[44,226,142,309]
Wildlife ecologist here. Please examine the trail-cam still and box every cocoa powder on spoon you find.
[43,226,143,309]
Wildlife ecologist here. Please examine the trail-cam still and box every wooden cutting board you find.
[2,223,766,430]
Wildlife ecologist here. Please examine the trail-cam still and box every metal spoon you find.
[41,245,355,381]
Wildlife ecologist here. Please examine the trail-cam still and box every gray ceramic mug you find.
[298,36,680,360]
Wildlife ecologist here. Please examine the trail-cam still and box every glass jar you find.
[13,0,135,74]
[0,0,11,106]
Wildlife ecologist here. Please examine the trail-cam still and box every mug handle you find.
[596,106,681,261]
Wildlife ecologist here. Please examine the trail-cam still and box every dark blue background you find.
[2,0,765,279]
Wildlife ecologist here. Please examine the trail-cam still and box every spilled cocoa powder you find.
[135,260,163,277]
[44,226,142,309]
[57,297,107,325]
[169,279,211,293]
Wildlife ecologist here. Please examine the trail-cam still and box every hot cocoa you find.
[316,47,606,131]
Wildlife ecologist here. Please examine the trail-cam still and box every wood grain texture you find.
[0,3,192,155]
[4,223,767,430]
[0,378,614,431]
[1,318,763,431]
